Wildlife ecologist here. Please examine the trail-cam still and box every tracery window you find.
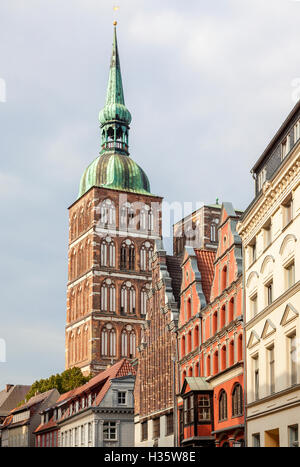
[232,384,243,417]
[101,324,116,357]
[100,279,116,312]
[140,242,154,271]
[99,199,116,228]
[121,325,136,358]
[120,240,135,270]
[121,281,136,314]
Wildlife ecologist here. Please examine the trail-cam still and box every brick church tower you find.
[65,23,162,375]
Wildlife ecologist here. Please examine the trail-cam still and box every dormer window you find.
[281,135,290,161]
[257,168,266,192]
[294,120,300,143]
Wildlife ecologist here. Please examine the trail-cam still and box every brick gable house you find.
[134,240,181,447]
[177,203,245,447]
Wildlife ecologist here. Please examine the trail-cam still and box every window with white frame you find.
[289,425,299,447]
[118,391,126,405]
[285,261,295,289]
[282,197,293,227]
[289,333,297,386]
[103,421,117,440]
[250,293,258,318]
[263,220,272,249]
[294,120,300,143]
[281,135,290,161]
[267,345,275,394]
[253,355,259,401]
[265,280,273,306]
[257,168,266,192]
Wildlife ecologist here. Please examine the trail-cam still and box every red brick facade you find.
[177,203,245,447]
[66,186,162,375]
[134,240,181,446]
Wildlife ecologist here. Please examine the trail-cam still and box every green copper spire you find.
[77,23,152,199]
[99,23,132,156]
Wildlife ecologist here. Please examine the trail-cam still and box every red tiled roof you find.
[34,359,135,433]
[194,249,216,303]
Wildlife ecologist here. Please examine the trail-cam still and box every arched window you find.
[221,265,227,291]
[207,355,211,377]
[213,311,218,335]
[148,210,154,231]
[99,199,116,228]
[213,350,219,375]
[120,240,135,271]
[219,390,227,421]
[237,334,243,362]
[101,324,116,357]
[229,339,234,366]
[100,280,116,313]
[188,367,193,377]
[194,326,199,348]
[140,242,153,272]
[220,305,226,328]
[181,335,186,358]
[228,298,234,322]
[101,237,115,267]
[210,224,217,242]
[100,241,107,267]
[140,287,148,316]
[187,331,192,354]
[121,326,136,358]
[221,345,227,371]
[232,384,243,417]
[121,282,136,315]
[187,298,192,321]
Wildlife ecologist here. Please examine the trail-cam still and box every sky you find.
[0,0,300,387]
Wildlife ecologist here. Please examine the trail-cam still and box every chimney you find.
[6,384,14,393]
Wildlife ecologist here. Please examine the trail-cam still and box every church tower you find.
[65,23,162,375]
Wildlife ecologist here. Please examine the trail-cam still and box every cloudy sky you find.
[0,0,300,387]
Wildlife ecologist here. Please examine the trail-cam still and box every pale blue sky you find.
[0,0,300,386]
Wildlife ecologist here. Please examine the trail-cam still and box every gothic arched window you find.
[101,237,116,268]
[121,281,136,315]
[232,384,243,417]
[100,279,116,313]
[140,287,148,316]
[101,324,116,357]
[99,199,116,228]
[121,326,136,358]
[219,390,227,421]
[140,242,153,272]
[120,240,135,271]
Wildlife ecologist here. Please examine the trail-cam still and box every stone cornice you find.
[237,151,300,242]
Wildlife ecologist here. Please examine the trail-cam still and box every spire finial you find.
[113,20,117,26]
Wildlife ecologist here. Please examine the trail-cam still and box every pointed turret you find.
[99,22,132,156]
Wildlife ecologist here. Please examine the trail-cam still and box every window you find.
[283,198,293,227]
[118,392,126,405]
[99,199,116,227]
[219,390,227,421]
[141,421,148,441]
[81,425,85,445]
[253,355,259,400]
[232,384,243,417]
[221,265,227,291]
[101,325,116,357]
[121,327,136,358]
[294,120,300,143]
[265,280,273,306]
[184,395,194,425]
[210,224,217,242]
[250,240,257,264]
[88,423,92,442]
[268,346,275,394]
[263,221,272,248]
[101,280,116,313]
[289,334,297,386]
[198,394,211,421]
[140,288,148,316]
[252,433,260,447]
[285,261,295,289]
[153,418,160,439]
[121,282,136,315]
[140,243,154,272]
[288,425,299,447]
[250,294,258,317]
[166,413,173,436]
[103,422,117,441]
[257,168,266,192]
[281,136,290,160]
